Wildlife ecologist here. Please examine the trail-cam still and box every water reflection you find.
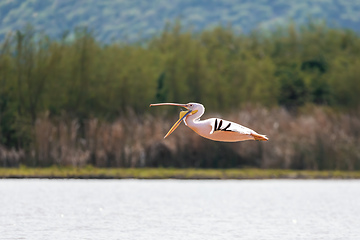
[1,179,360,240]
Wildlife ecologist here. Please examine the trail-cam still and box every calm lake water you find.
[1,179,359,240]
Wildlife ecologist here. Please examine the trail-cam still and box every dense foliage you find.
[0,23,360,169]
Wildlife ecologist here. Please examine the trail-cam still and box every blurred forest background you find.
[1,1,360,170]
[1,0,360,42]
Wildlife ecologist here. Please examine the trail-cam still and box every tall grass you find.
[1,106,359,170]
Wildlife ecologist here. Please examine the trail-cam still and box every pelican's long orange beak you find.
[149,103,189,108]
[149,103,191,138]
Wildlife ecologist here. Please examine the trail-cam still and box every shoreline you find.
[1,167,360,179]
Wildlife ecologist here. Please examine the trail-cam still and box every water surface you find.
[1,179,359,240]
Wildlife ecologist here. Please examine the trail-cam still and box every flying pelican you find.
[149,102,268,142]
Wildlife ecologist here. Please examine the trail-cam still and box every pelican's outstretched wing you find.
[208,118,268,141]
[209,118,251,135]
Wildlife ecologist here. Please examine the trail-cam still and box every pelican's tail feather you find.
[251,133,268,141]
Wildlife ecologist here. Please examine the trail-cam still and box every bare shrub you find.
[6,106,360,170]
[33,115,90,167]
[0,145,24,167]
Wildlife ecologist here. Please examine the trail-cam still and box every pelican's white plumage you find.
[150,102,268,142]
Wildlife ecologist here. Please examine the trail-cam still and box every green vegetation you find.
[1,166,360,179]
[0,22,360,170]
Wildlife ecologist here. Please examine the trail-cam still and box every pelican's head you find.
[149,102,204,138]
[186,102,205,113]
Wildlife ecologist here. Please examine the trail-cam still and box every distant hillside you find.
[1,0,359,42]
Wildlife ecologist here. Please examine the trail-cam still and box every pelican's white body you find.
[185,117,256,142]
[183,103,264,142]
[150,102,268,142]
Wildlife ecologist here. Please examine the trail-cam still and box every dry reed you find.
[0,145,24,167]
[1,106,359,170]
